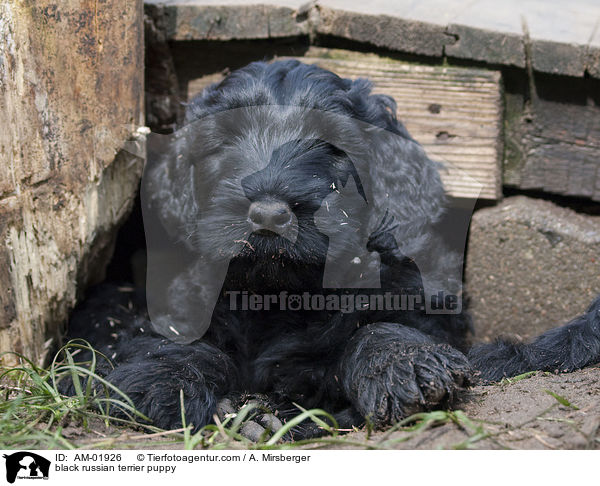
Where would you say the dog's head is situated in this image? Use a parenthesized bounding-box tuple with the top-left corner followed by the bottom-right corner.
(146, 117, 372, 287)
(142, 60, 463, 334)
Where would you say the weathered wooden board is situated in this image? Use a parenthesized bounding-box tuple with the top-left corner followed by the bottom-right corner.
(186, 48, 503, 200)
(297, 49, 503, 200)
(145, 1, 600, 80)
(0, 1, 144, 364)
(504, 83, 600, 202)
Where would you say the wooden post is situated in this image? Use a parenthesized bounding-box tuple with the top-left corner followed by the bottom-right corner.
(0, 1, 144, 364)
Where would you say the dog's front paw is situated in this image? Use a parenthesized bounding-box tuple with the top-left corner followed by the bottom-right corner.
(216, 394, 283, 442)
(102, 360, 219, 431)
(344, 339, 471, 425)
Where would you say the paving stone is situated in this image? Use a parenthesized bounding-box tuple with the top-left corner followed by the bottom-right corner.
(146, 0, 600, 79)
(315, 7, 451, 57)
(531, 40, 587, 77)
(445, 24, 525, 67)
(465, 196, 600, 342)
(152, 3, 311, 40)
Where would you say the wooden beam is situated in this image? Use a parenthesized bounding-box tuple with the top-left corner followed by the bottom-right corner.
(504, 81, 600, 202)
(0, 1, 144, 364)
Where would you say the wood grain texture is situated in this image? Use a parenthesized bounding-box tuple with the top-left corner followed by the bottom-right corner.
(0, 1, 145, 364)
(504, 92, 600, 202)
(287, 49, 503, 200)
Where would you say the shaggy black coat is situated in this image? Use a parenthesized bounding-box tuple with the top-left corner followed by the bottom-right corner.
(66, 60, 600, 435)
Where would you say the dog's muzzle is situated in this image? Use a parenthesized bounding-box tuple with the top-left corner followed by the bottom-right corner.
(248, 199, 293, 236)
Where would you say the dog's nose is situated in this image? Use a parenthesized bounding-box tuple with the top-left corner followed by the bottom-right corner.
(248, 200, 293, 234)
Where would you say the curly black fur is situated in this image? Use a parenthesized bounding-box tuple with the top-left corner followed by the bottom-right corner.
(65, 60, 600, 436)
(468, 296, 600, 382)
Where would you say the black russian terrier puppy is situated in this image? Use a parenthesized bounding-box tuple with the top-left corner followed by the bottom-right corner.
(66, 60, 600, 436)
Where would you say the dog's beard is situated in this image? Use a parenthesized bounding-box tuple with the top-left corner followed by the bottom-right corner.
(186, 211, 302, 262)
(188, 205, 335, 292)
(230, 235, 320, 292)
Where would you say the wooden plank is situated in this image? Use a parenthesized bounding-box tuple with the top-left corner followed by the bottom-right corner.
(289, 49, 503, 200)
(186, 48, 503, 200)
(0, 2, 144, 364)
(504, 88, 600, 202)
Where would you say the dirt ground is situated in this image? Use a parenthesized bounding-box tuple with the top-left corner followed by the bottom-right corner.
(61, 366, 600, 450)
(359, 366, 600, 449)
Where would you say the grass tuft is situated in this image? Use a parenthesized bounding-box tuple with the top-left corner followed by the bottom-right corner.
(543, 389, 579, 410)
(498, 370, 538, 385)
(0, 341, 156, 449)
(0, 341, 489, 450)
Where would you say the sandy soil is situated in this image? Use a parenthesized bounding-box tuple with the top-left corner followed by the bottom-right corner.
(358, 366, 600, 449)
(61, 366, 600, 450)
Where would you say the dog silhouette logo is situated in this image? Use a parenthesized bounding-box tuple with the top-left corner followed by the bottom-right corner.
(3, 452, 50, 483)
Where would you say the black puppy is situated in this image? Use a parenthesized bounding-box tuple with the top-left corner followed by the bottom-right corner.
(67, 60, 600, 435)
